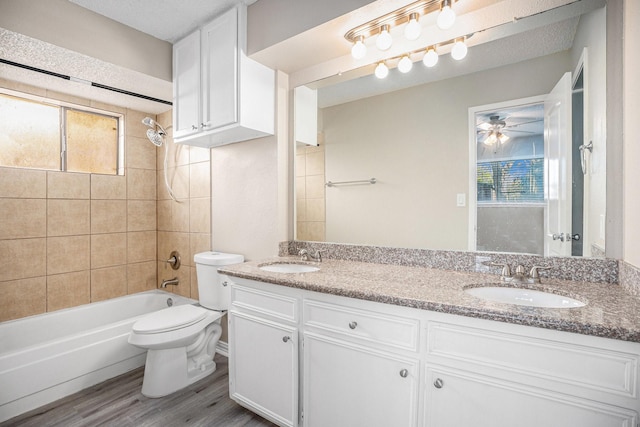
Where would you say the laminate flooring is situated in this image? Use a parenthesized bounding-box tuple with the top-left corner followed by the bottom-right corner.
(2, 354, 276, 427)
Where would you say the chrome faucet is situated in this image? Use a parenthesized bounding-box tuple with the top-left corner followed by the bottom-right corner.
(161, 277, 179, 288)
(489, 263, 550, 284)
(299, 249, 323, 262)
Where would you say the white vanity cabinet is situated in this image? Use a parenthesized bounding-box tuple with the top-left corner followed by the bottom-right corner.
(302, 299, 421, 427)
(172, 5, 274, 147)
(228, 281, 300, 427)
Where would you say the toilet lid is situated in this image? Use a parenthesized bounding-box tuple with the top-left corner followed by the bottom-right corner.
(133, 305, 208, 334)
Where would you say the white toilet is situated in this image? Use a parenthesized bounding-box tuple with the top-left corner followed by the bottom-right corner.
(128, 251, 244, 397)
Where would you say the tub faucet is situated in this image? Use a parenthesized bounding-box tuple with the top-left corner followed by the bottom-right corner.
(161, 277, 179, 288)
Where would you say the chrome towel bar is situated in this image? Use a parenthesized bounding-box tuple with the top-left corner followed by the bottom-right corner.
(326, 178, 377, 187)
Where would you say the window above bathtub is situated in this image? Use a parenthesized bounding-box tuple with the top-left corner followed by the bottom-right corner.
(0, 89, 124, 175)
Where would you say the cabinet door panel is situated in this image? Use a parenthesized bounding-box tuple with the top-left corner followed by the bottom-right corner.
(303, 333, 419, 427)
(425, 366, 637, 427)
(229, 311, 298, 427)
(173, 30, 200, 138)
(201, 7, 237, 131)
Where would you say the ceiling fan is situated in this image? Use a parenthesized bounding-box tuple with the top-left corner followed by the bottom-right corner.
(477, 115, 541, 145)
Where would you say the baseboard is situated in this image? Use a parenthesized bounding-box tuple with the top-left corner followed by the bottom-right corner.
(216, 340, 229, 357)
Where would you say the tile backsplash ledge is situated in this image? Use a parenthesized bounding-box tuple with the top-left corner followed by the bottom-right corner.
(280, 241, 619, 284)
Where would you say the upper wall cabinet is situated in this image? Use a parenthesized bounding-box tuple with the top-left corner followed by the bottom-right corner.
(172, 5, 275, 147)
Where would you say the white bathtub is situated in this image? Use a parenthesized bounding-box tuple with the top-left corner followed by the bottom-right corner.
(0, 290, 196, 423)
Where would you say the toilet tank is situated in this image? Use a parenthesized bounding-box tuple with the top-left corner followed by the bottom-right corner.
(193, 252, 244, 310)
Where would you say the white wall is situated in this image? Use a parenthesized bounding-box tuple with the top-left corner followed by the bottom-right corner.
(322, 51, 571, 250)
(624, 0, 640, 267)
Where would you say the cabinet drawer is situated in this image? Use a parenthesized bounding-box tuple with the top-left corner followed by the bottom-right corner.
(426, 322, 639, 400)
(231, 284, 298, 323)
(304, 300, 419, 352)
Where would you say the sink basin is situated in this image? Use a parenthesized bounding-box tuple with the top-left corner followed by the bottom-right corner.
(465, 286, 585, 308)
(259, 263, 320, 273)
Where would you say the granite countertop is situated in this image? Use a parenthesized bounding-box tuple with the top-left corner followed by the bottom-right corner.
(219, 257, 640, 343)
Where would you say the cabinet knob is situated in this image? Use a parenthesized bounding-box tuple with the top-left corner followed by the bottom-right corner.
(399, 369, 408, 378)
(433, 378, 444, 389)
(191, 125, 198, 130)
(282, 336, 291, 343)
(348, 321, 358, 330)
(201, 122, 210, 128)
(222, 281, 228, 287)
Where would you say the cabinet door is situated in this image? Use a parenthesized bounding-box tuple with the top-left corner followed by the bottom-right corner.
(173, 30, 201, 139)
(424, 366, 638, 427)
(229, 311, 298, 427)
(201, 7, 238, 131)
(303, 333, 419, 427)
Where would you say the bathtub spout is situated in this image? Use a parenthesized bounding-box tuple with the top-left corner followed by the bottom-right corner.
(161, 277, 179, 288)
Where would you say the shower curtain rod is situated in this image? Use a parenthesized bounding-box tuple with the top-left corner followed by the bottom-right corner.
(0, 58, 172, 106)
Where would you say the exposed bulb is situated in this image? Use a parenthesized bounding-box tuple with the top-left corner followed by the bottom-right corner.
(422, 47, 439, 67)
(374, 62, 389, 79)
(451, 39, 468, 60)
(404, 13, 421, 41)
(398, 56, 413, 73)
(376, 24, 393, 51)
(351, 36, 367, 59)
(437, 1, 456, 30)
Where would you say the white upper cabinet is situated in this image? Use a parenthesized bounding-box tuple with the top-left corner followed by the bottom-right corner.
(172, 5, 275, 147)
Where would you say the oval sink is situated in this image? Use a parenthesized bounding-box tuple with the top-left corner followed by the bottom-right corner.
(259, 263, 320, 273)
(465, 286, 585, 308)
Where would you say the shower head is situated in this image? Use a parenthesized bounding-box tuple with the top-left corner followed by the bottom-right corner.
(142, 117, 167, 146)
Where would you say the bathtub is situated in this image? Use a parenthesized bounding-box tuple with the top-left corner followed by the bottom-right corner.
(0, 290, 196, 423)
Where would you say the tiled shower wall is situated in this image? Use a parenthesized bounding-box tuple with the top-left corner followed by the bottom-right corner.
(296, 142, 326, 241)
(0, 81, 211, 322)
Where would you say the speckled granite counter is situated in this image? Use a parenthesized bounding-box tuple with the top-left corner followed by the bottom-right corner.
(219, 257, 640, 343)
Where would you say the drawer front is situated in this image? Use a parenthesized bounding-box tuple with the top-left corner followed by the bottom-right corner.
(427, 322, 638, 399)
(231, 284, 298, 323)
(304, 300, 419, 352)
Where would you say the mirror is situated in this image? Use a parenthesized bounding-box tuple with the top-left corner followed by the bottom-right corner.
(294, 1, 607, 258)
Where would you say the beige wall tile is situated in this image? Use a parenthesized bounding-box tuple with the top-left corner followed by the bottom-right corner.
(167, 165, 190, 200)
(296, 197, 306, 221)
(189, 146, 210, 164)
(171, 199, 190, 232)
(296, 176, 306, 200)
(128, 200, 156, 231)
(127, 231, 156, 263)
(189, 161, 211, 198)
(125, 110, 151, 139)
(296, 154, 306, 177)
(190, 265, 199, 301)
(47, 235, 90, 275)
(0, 277, 46, 322)
(127, 135, 157, 170)
(91, 266, 127, 302)
(0, 78, 47, 96)
(47, 199, 90, 236)
(306, 222, 326, 241)
(47, 171, 90, 199)
(91, 200, 127, 233)
(127, 261, 157, 294)
(127, 168, 156, 200)
(91, 174, 126, 199)
(90, 100, 126, 115)
(161, 140, 190, 168)
(306, 175, 325, 199)
(190, 197, 210, 233)
(0, 199, 46, 239)
(306, 151, 325, 176)
(157, 199, 172, 231)
(0, 167, 46, 198)
(2, 238, 46, 281)
(306, 198, 326, 221)
(47, 271, 90, 312)
(297, 222, 308, 240)
(190, 233, 211, 267)
(91, 233, 126, 269)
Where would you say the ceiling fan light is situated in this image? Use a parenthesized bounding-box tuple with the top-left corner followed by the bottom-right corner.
(422, 47, 439, 67)
(398, 55, 413, 73)
(498, 132, 510, 144)
(351, 36, 367, 59)
(376, 24, 393, 51)
(404, 13, 421, 41)
(375, 62, 389, 79)
(437, 1, 456, 30)
(485, 132, 497, 145)
(451, 38, 468, 60)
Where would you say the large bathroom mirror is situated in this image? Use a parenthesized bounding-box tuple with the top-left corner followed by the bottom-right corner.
(294, 0, 608, 258)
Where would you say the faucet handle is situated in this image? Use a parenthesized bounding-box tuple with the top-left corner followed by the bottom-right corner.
(529, 266, 551, 279)
(488, 262, 511, 278)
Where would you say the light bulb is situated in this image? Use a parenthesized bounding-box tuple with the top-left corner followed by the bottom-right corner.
(498, 133, 510, 144)
(422, 47, 439, 67)
(351, 36, 367, 59)
(376, 24, 392, 51)
(451, 39, 468, 60)
(375, 62, 389, 79)
(404, 13, 421, 41)
(437, 1, 456, 30)
(398, 56, 413, 73)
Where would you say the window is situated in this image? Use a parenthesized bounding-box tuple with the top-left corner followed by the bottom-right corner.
(0, 90, 123, 175)
(477, 158, 544, 204)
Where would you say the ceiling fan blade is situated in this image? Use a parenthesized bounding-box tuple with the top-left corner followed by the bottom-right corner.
(478, 122, 493, 130)
(504, 118, 543, 128)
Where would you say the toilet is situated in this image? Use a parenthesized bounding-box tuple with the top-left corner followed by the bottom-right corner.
(128, 251, 244, 397)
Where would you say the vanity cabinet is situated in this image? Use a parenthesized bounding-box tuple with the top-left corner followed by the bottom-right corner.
(172, 5, 274, 147)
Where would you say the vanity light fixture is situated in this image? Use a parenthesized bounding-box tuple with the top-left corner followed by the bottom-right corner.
(422, 46, 439, 67)
(376, 24, 393, 51)
(351, 35, 367, 59)
(451, 37, 468, 60)
(375, 62, 390, 79)
(398, 55, 413, 73)
(404, 13, 422, 40)
(437, 0, 456, 30)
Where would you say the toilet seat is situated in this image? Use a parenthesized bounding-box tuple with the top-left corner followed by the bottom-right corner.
(133, 305, 208, 334)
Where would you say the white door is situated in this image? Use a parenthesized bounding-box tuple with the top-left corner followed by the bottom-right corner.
(544, 72, 572, 256)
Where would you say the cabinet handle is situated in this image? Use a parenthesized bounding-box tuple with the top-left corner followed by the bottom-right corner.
(222, 281, 228, 287)
(282, 336, 291, 343)
(191, 125, 198, 130)
(399, 369, 408, 378)
(434, 378, 444, 389)
(348, 321, 357, 330)
(201, 122, 210, 128)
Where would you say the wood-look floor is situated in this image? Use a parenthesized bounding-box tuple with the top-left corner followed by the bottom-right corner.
(3, 354, 276, 427)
